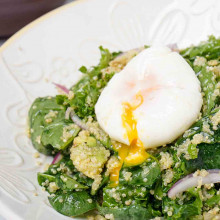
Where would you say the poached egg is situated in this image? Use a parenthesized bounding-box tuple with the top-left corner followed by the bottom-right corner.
(95, 46, 202, 169)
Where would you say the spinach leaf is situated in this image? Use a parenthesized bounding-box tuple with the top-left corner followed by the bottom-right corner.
(119, 161, 160, 188)
(49, 191, 96, 217)
(98, 204, 159, 220)
(55, 174, 88, 191)
(37, 173, 56, 186)
(45, 157, 94, 188)
(185, 143, 220, 173)
(28, 97, 65, 155)
(41, 120, 80, 150)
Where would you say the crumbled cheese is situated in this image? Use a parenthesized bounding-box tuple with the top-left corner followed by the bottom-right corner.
(159, 152, 173, 170)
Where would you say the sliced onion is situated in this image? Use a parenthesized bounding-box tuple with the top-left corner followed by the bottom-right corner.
(168, 169, 220, 199)
(70, 111, 89, 130)
(53, 82, 69, 94)
(65, 107, 73, 120)
(167, 43, 179, 52)
(51, 152, 63, 164)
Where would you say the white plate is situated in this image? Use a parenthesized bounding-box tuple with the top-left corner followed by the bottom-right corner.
(0, 0, 219, 219)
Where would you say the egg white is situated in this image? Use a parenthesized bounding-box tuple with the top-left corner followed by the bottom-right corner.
(95, 46, 203, 149)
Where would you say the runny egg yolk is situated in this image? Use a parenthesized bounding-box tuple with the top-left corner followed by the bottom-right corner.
(109, 93, 149, 187)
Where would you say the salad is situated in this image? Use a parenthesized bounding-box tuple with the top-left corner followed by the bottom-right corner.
(28, 36, 220, 220)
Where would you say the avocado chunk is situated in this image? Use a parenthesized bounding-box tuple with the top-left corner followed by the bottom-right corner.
(70, 131, 110, 179)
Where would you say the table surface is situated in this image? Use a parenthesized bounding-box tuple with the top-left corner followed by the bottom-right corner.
(0, 0, 73, 47)
(0, 1, 74, 219)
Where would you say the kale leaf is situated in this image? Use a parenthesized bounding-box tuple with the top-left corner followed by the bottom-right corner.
(180, 35, 220, 61)
(162, 188, 203, 219)
(68, 47, 119, 119)
(119, 161, 161, 188)
(185, 143, 220, 173)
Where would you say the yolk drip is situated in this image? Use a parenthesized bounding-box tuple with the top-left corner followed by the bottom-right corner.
(109, 143, 129, 187)
(109, 93, 149, 187)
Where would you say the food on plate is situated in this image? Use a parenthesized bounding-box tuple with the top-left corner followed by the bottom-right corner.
(29, 36, 220, 219)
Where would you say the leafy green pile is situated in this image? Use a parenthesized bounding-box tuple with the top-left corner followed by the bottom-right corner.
(28, 36, 220, 219)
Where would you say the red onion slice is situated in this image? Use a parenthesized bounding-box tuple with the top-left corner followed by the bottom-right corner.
(168, 169, 220, 199)
(65, 107, 73, 120)
(167, 43, 179, 52)
(51, 152, 63, 164)
(70, 111, 89, 130)
(53, 82, 69, 94)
